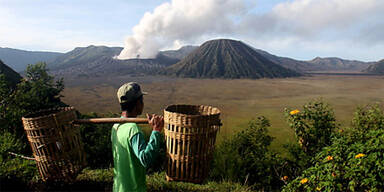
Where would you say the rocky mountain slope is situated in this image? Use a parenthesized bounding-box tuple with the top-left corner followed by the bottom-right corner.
(164, 39, 301, 79)
(48, 45, 195, 78)
(363, 59, 384, 74)
(308, 57, 375, 72)
(0, 60, 22, 87)
(3, 41, 379, 79)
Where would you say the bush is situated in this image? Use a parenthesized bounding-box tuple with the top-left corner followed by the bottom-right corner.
(283, 104, 384, 191)
(210, 116, 283, 190)
(350, 103, 384, 138)
(282, 129, 384, 192)
(0, 131, 38, 190)
(285, 100, 338, 156)
(78, 112, 115, 168)
(0, 131, 25, 159)
(281, 100, 338, 180)
(0, 63, 65, 190)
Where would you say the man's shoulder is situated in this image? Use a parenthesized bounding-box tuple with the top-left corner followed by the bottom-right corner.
(114, 123, 141, 137)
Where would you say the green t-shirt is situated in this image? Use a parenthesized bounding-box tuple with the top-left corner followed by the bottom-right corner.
(111, 122, 161, 192)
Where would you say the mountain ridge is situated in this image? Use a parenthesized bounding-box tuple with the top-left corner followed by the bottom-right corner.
(164, 39, 302, 79)
(48, 45, 195, 78)
(307, 57, 375, 72)
(0, 47, 63, 72)
(363, 59, 384, 74)
(2, 42, 381, 78)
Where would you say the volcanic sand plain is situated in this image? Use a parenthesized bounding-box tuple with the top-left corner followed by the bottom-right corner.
(62, 75, 384, 153)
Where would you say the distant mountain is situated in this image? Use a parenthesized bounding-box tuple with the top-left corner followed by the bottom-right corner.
(0, 47, 62, 72)
(307, 57, 375, 72)
(363, 59, 384, 74)
(253, 50, 375, 72)
(49, 45, 123, 70)
(49, 45, 195, 78)
(160, 45, 198, 60)
(164, 39, 301, 79)
(0, 60, 22, 87)
(253, 49, 314, 72)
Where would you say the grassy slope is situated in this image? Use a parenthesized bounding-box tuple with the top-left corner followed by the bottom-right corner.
(27, 168, 253, 192)
(62, 75, 384, 154)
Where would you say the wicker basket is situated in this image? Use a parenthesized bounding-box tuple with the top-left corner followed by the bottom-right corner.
(164, 105, 221, 183)
(22, 107, 86, 181)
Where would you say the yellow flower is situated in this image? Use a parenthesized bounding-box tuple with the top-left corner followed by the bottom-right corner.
(355, 153, 366, 158)
(316, 187, 321, 191)
(326, 156, 333, 161)
(290, 109, 300, 115)
(300, 178, 308, 184)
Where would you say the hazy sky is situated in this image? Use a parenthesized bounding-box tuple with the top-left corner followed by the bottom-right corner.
(0, 0, 383, 61)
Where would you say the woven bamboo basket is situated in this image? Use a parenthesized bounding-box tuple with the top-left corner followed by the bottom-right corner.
(164, 105, 221, 183)
(22, 107, 86, 181)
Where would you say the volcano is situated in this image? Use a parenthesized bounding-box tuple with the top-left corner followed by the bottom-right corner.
(164, 39, 301, 79)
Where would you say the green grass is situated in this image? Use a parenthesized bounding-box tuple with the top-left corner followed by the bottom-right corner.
(62, 75, 384, 154)
(75, 168, 254, 192)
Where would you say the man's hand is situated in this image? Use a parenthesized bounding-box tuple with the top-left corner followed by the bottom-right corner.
(147, 114, 164, 132)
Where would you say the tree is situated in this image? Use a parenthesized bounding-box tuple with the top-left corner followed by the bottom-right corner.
(0, 62, 66, 148)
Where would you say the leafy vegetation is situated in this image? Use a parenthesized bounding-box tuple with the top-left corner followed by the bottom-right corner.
(1, 62, 66, 139)
(210, 117, 283, 190)
(285, 100, 338, 156)
(281, 100, 339, 178)
(1, 63, 383, 191)
(77, 112, 114, 168)
(283, 104, 384, 191)
(0, 62, 64, 188)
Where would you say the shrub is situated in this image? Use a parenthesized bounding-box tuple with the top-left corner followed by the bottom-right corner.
(350, 103, 384, 138)
(282, 129, 384, 192)
(284, 99, 338, 156)
(283, 104, 384, 191)
(78, 112, 114, 168)
(0, 131, 25, 159)
(0, 131, 38, 190)
(210, 116, 283, 190)
(0, 63, 65, 189)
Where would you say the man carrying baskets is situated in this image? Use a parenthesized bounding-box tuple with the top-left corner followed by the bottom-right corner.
(112, 82, 164, 192)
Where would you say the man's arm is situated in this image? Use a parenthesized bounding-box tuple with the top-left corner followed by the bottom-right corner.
(130, 114, 164, 168)
(130, 131, 162, 168)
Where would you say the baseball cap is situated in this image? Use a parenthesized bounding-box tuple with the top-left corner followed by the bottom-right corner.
(117, 82, 147, 104)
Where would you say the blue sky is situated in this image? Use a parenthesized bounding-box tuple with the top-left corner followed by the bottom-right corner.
(0, 0, 165, 50)
(1, 0, 383, 61)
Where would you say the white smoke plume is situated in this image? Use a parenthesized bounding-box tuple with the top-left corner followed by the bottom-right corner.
(117, 0, 247, 59)
(117, 0, 384, 60)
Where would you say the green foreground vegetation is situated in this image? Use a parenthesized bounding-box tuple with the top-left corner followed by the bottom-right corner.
(1, 63, 384, 191)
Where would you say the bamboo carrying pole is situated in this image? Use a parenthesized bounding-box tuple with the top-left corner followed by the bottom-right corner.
(73, 118, 149, 124)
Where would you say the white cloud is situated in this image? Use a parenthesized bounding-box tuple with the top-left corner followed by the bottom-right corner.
(267, 0, 384, 36)
(118, 0, 384, 61)
(117, 0, 247, 59)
